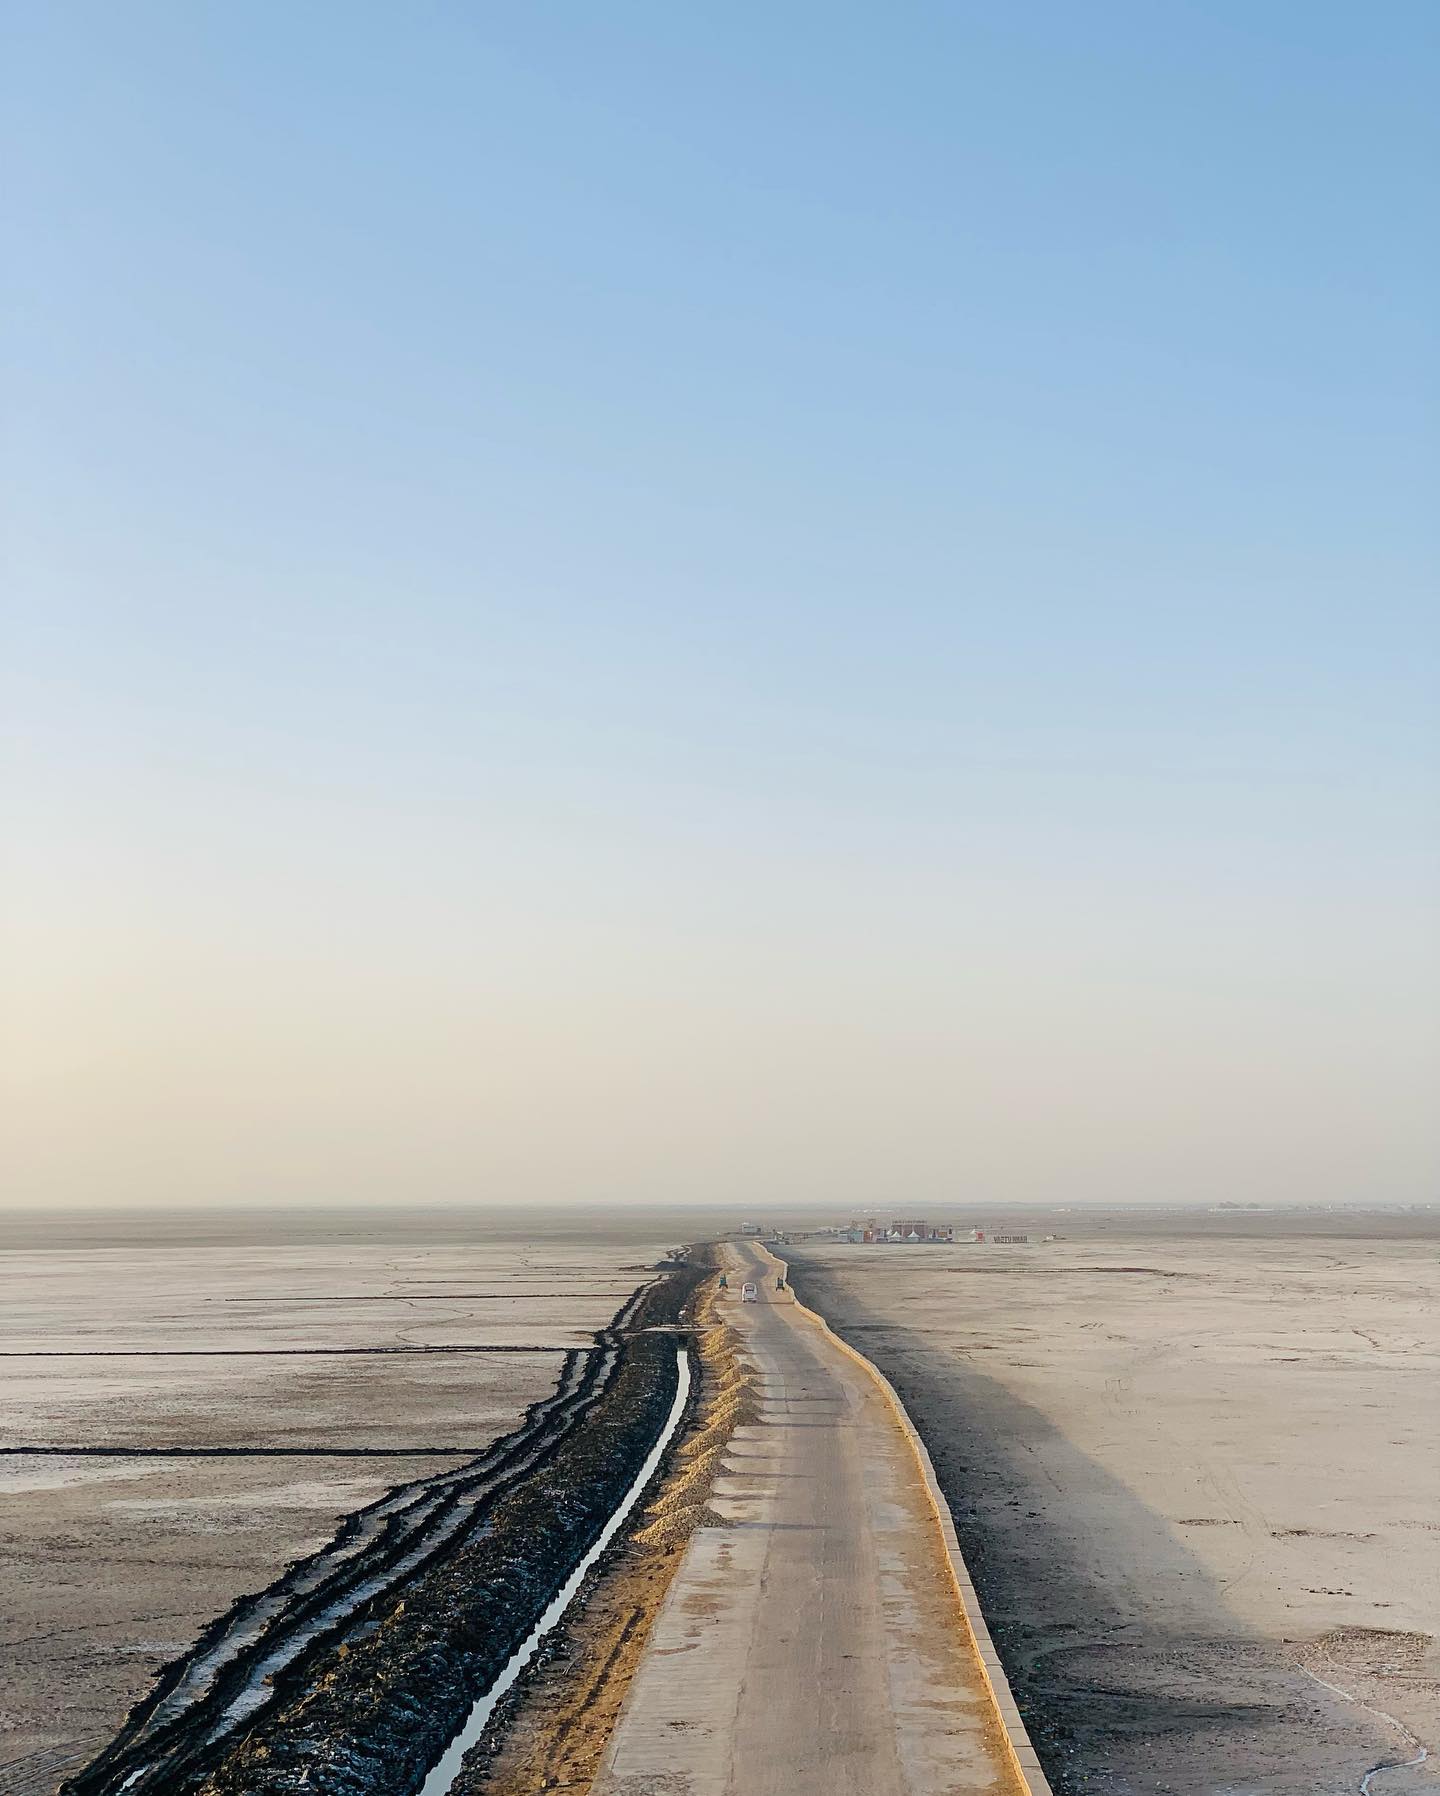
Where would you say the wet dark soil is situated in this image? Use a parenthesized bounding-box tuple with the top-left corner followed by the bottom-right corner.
(60, 1259, 705, 1796)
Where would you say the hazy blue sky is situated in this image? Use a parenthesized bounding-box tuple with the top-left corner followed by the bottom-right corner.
(4, 3, 1436, 1210)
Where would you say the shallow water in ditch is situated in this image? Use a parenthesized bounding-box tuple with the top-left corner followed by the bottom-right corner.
(417, 1345, 691, 1796)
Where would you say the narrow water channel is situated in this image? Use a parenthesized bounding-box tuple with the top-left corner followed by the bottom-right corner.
(416, 1344, 692, 1796)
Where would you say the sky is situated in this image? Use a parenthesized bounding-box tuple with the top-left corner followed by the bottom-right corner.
(3, 3, 1437, 1212)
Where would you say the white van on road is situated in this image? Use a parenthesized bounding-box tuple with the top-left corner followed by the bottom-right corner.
(741, 1282, 759, 1302)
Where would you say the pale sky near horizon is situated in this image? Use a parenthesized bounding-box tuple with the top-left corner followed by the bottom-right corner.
(3, 4, 1437, 1212)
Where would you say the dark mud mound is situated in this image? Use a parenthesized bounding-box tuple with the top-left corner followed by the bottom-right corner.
(62, 1260, 704, 1796)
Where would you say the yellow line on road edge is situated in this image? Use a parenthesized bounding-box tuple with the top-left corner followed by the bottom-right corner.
(756, 1244, 1056, 1796)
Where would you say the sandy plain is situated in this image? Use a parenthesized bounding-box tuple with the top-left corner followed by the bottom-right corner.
(789, 1219, 1440, 1796)
(0, 1207, 681, 1795)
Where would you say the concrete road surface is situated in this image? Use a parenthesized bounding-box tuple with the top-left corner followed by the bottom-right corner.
(592, 1242, 1034, 1796)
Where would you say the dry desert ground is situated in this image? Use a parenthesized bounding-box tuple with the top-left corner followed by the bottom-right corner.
(789, 1219, 1440, 1796)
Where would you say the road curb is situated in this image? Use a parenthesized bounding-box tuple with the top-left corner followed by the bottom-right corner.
(758, 1244, 1055, 1796)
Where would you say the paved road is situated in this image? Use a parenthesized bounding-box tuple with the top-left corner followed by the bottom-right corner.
(592, 1243, 1030, 1796)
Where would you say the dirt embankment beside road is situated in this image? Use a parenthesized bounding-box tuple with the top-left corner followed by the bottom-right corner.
(452, 1268, 757, 1796)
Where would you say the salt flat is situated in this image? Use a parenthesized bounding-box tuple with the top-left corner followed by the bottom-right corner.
(789, 1218, 1440, 1796)
(0, 1208, 680, 1790)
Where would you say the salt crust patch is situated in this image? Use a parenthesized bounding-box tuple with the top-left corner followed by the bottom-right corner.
(108, 1480, 386, 1515)
(0, 1459, 166, 1495)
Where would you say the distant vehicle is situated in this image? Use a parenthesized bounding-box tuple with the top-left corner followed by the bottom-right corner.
(741, 1281, 759, 1302)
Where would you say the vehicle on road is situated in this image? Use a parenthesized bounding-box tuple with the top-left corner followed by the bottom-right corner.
(741, 1281, 758, 1302)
